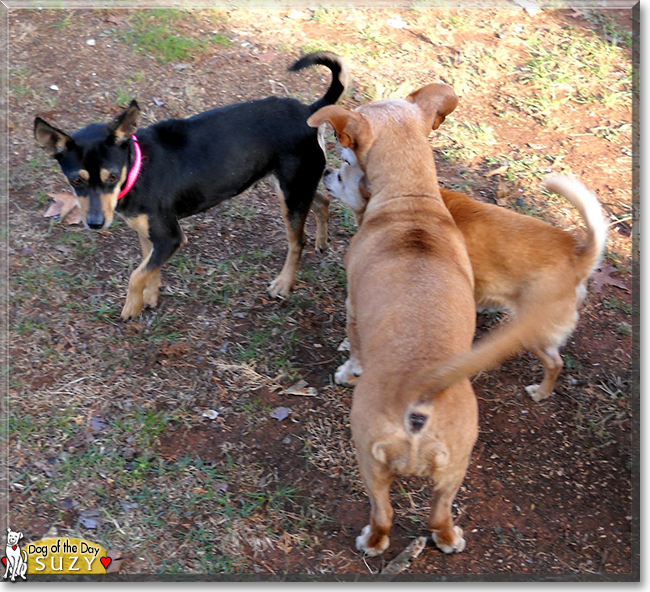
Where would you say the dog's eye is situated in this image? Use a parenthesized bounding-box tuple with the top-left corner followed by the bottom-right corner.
(337, 172, 342, 181)
(71, 177, 83, 186)
(107, 173, 118, 184)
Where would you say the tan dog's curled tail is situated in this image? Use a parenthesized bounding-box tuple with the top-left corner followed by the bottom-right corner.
(543, 174, 608, 278)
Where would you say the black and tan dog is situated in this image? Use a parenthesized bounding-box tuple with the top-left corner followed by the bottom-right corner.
(34, 52, 347, 320)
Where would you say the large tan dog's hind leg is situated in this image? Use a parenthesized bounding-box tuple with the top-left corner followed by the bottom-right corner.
(335, 295, 363, 385)
(355, 452, 394, 556)
(525, 346, 564, 402)
(428, 467, 469, 554)
(310, 191, 330, 253)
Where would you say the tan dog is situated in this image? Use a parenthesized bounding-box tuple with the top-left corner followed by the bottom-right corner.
(308, 84, 480, 556)
(326, 165, 607, 401)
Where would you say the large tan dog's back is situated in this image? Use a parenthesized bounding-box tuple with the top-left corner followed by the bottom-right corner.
(309, 86, 479, 556)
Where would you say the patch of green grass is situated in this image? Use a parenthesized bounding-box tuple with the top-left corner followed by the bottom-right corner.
(518, 32, 631, 123)
(53, 12, 73, 29)
(563, 353, 583, 372)
(114, 87, 133, 106)
(615, 322, 632, 336)
(126, 10, 229, 64)
(602, 296, 632, 315)
(439, 118, 498, 163)
(220, 201, 259, 222)
(484, 153, 549, 184)
(580, 9, 633, 49)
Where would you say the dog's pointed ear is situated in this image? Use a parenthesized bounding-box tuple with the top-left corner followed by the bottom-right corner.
(107, 99, 140, 144)
(34, 117, 73, 156)
(18, 533, 23, 540)
(406, 83, 458, 131)
(307, 105, 370, 151)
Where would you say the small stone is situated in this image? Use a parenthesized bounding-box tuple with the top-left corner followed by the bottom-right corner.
(86, 38, 96, 46)
(202, 409, 219, 420)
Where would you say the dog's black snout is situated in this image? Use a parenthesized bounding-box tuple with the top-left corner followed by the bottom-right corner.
(87, 213, 105, 229)
(324, 167, 334, 178)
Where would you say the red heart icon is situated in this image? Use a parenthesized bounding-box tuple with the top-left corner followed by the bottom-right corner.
(100, 557, 111, 570)
(1, 557, 6, 566)
(11, 546, 16, 551)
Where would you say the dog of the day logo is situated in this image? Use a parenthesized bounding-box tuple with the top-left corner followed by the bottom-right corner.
(2, 531, 112, 577)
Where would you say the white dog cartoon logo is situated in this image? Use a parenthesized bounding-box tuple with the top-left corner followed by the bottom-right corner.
(3, 527, 27, 581)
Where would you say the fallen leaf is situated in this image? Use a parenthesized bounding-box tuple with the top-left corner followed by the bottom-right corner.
(495, 179, 509, 206)
(106, 549, 124, 574)
(592, 264, 630, 294)
(284, 380, 317, 397)
(485, 164, 509, 178)
(78, 517, 98, 529)
(58, 498, 79, 511)
(270, 406, 290, 421)
(88, 416, 109, 434)
(103, 13, 128, 25)
(43, 192, 83, 225)
(34, 460, 54, 477)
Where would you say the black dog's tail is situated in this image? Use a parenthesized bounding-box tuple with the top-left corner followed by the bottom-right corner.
(289, 52, 348, 114)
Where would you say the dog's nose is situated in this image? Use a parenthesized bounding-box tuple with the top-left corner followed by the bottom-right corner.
(324, 167, 333, 178)
(86, 213, 105, 229)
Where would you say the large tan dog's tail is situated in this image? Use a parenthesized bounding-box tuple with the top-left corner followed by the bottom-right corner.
(406, 314, 540, 419)
(405, 175, 607, 418)
(543, 174, 608, 279)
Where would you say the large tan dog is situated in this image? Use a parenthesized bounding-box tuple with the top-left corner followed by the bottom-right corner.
(325, 165, 607, 402)
(307, 84, 479, 556)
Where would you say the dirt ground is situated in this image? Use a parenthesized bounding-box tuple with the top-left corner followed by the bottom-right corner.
(6, 6, 637, 580)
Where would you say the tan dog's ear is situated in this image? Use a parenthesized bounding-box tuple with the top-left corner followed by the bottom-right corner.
(307, 105, 370, 150)
(406, 83, 458, 131)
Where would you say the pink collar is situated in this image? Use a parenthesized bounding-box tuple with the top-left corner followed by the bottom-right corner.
(117, 135, 142, 200)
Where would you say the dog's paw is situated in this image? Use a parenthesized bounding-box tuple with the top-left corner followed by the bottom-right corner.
(121, 293, 144, 321)
(525, 384, 552, 402)
(335, 359, 362, 386)
(337, 337, 351, 352)
(142, 287, 160, 309)
(267, 275, 293, 298)
(355, 525, 389, 557)
(315, 238, 329, 254)
(432, 526, 466, 554)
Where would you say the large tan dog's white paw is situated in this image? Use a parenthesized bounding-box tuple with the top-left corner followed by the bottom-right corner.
(335, 358, 362, 386)
(432, 526, 466, 554)
(337, 337, 350, 352)
(355, 525, 389, 557)
(525, 383, 552, 402)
